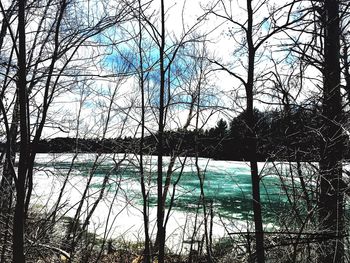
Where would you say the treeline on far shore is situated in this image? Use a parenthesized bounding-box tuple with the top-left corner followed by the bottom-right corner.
(11, 106, 350, 161)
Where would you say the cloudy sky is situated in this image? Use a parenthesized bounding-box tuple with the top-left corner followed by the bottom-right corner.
(41, 0, 318, 138)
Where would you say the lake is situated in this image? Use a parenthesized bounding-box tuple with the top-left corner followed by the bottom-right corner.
(31, 153, 313, 252)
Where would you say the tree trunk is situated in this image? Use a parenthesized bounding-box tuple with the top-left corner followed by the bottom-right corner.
(318, 0, 344, 262)
(0, 99, 18, 263)
(13, 0, 28, 262)
(156, 0, 166, 261)
(246, 1, 264, 262)
(138, 2, 151, 262)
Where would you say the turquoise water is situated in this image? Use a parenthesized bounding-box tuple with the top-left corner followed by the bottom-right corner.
(35, 156, 296, 222)
(154, 169, 289, 220)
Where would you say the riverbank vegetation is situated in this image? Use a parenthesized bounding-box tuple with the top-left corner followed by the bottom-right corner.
(29, 106, 327, 161)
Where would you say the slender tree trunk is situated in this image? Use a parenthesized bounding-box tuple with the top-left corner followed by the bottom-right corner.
(137, 2, 151, 262)
(246, 1, 264, 262)
(318, 0, 344, 262)
(0, 11, 17, 262)
(13, 0, 28, 262)
(0, 100, 18, 207)
(156, 0, 166, 261)
(0, 100, 18, 263)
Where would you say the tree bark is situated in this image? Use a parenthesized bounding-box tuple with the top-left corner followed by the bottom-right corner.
(13, 0, 28, 262)
(318, 0, 344, 262)
(156, 0, 166, 262)
(246, 1, 265, 262)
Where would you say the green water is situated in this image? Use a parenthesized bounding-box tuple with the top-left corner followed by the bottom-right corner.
(150, 169, 289, 221)
(37, 158, 293, 222)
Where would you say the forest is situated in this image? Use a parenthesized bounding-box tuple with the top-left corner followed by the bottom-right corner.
(31, 108, 331, 161)
(0, 0, 349, 262)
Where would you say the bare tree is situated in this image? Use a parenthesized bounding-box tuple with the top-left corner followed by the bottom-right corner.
(13, 0, 28, 261)
(318, 0, 344, 261)
(206, 1, 303, 261)
(0, 0, 133, 261)
(280, 0, 348, 261)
